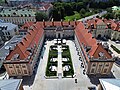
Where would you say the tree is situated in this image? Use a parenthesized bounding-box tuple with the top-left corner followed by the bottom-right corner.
(76, 2, 84, 12)
(35, 12, 48, 21)
(63, 3, 74, 16)
(80, 8, 86, 14)
(115, 11, 120, 20)
(102, 12, 114, 19)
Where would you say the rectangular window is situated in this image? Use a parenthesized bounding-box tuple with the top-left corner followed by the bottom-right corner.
(106, 64, 109, 67)
(24, 70, 27, 74)
(17, 69, 21, 74)
(92, 63, 96, 67)
(91, 68, 95, 73)
(104, 69, 107, 73)
(16, 66, 19, 68)
(9, 66, 12, 68)
(11, 70, 15, 75)
(22, 65, 26, 68)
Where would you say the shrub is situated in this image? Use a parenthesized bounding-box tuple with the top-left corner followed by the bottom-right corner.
(111, 45, 120, 54)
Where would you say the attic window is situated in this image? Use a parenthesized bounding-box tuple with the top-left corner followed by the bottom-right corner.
(99, 52, 104, 57)
(24, 37, 27, 41)
(28, 32, 31, 35)
(20, 42, 24, 45)
(13, 12, 16, 15)
(24, 27, 28, 29)
(27, 48, 32, 53)
(12, 54, 20, 60)
(86, 46, 91, 52)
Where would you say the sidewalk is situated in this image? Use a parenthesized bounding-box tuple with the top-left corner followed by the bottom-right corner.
(57, 45, 63, 78)
(107, 40, 120, 58)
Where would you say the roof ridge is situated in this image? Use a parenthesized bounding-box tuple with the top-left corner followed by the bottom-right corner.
(17, 44, 26, 58)
(92, 44, 99, 56)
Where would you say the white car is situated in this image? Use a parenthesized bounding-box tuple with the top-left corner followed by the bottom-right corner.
(115, 41, 120, 43)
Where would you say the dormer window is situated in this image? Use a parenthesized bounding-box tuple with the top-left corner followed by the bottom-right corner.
(107, 23, 111, 29)
(24, 37, 27, 41)
(99, 52, 104, 57)
(21, 14, 23, 17)
(12, 54, 20, 60)
(28, 32, 31, 35)
(20, 42, 24, 45)
(13, 12, 16, 15)
(27, 48, 32, 53)
(91, 23, 94, 29)
(86, 46, 91, 52)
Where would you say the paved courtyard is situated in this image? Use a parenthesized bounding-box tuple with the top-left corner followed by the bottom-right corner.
(23, 40, 98, 90)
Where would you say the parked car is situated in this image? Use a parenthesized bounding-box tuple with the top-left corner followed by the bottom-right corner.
(88, 86, 96, 90)
(115, 41, 120, 43)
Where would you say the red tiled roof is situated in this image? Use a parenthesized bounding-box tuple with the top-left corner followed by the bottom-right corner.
(89, 44, 112, 59)
(75, 22, 112, 61)
(43, 21, 79, 27)
(21, 22, 34, 30)
(87, 18, 107, 29)
(6, 23, 44, 60)
(88, 18, 120, 32)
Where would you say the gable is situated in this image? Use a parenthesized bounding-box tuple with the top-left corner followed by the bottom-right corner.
(93, 44, 112, 59)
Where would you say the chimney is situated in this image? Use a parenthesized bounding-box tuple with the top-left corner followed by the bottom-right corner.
(61, 19, 63, 26)
(43, 19, 45, 27)
(52, 18, 54, 26)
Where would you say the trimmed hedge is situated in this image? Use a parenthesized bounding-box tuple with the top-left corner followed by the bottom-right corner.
(46, 49, 58, 76)
(111, 45, 120, 54)
(62, 45, 74, 77)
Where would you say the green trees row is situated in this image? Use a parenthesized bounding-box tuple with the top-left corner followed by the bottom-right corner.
(51, 2, 87, 21)
(35, 0, 120, 21)
(51, 0, 120, 21)
(35, 12, 48, 21)
(102, 8, 120, 20)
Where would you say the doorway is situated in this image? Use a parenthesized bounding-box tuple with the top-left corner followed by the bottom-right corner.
(58, 33, 61, 38)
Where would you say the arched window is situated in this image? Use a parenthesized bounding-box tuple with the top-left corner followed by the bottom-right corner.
(21, 14, 23, 17)
(25, 14, 27, 17)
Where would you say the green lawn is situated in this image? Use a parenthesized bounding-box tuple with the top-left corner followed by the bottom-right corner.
(64, 11, 81, 21)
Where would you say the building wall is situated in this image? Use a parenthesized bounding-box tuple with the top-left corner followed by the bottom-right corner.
(45, 30, 56, 38)
(29, 33, 45, 75)
(63, 30, 74, 38)
(74, 35, 88, 71)
(4, 63, 30, 76)
(2, 26, 19, 41)
(74, 34, 114, 75)
(4, 33, 45, 76)
(45, 29, 74, 39)
(0, 17, 36, 25)
(87, 61, 114, 75)
(92, 24, 111, 38)
(111, 30, 120, 40)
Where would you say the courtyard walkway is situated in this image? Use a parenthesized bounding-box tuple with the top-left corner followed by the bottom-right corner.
(57, 45, 63, 78)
